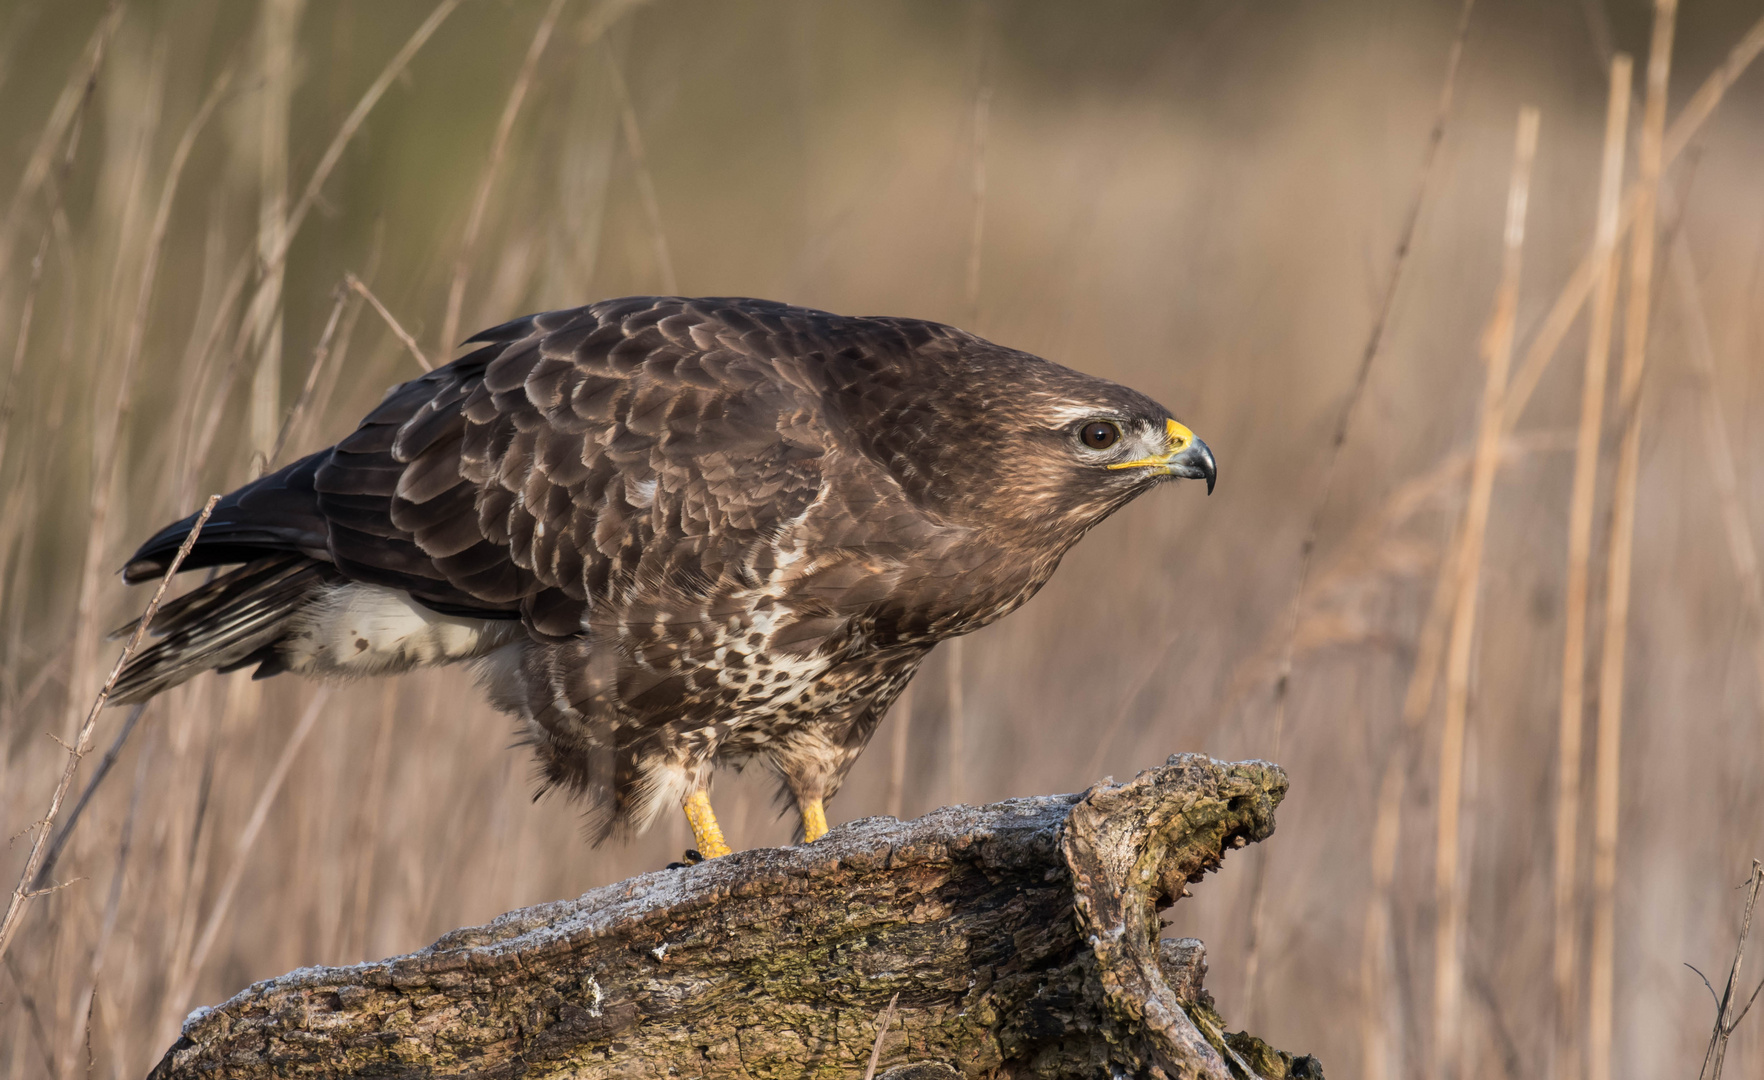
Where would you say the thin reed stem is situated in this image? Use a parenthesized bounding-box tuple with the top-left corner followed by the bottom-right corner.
(64, 39, 170, 746)
(1363, 509, 1466, 1080)
(63, 63, 227, 749)
(885, 682, 913, 820)
(282, 0, 461, 259)
(195, 0, 460, 480)
(167, 686, 330, 1025)
(347, 681, 400, 962)
(1502, 10, 1764, 436)
(0, 494, 218, 967)
(246, 0, 301, 460)
(62, 728, 152, 1072)
(440, 0, 568, 352)
(1251, 0, 1476, 1020)
(1265, 0, 1475, 757)
(267, 280, 350, 469)
(29, 704, 145, 892)
(945, 638, 965, 805)
(964, 79, 991, 326)
(1553, 53, 1631, 1080)
(1669, 238, 1764, 710)
(1433, 104, 1539, 1080)
(346, 272, 432, 372)
(1588, 7, 1674, 1078)
(0, 228, 49, 485)
(0, 0, 122, 275)
(600, 41, 677, 295)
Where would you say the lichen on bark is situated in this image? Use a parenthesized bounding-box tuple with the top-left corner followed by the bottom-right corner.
(149, 754, 1321, 1079)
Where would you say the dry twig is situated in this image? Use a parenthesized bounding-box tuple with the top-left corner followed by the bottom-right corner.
(1697, 863, 1764, 1080)
(345, 272, 432, 373)
(0, 494, 219, 966)
(862, 992, 901, 1080)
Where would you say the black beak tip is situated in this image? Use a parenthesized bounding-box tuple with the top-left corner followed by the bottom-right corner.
(1188, 436, 1217, 496)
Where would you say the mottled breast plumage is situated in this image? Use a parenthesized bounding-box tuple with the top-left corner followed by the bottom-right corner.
(120, 295, 1210, 843)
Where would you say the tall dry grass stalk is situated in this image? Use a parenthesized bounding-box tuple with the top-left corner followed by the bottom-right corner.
(1254, 1, 1476, 1024)
(964, 80, 991, 326)
(60, 33, 170, 752)
(162, 686, 330, 1038)
(1668, 238, 1764, 709)
(204, 0, 461, 476)
(1431, 104, 1539, 1080)
(267, 281, 350, 470)
(600, 40, 676, 295)
(5, 8, 1764, 1077)
(1587, 6, 1675, 1079)
(886, 681, 914, 820)
(439, 0, 569, 352)
(0, 1, 122, 278)
(0, 229, 49, 488)
(1502, 10, 1764, 436)
(0, 495, 218, 966)
(1262, 0, 1477, 773)
(246, 0, 302, 462)
(1552, 51, 1631, 1080)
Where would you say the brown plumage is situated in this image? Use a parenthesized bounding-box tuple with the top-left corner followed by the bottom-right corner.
(116, 296, 1215, 854)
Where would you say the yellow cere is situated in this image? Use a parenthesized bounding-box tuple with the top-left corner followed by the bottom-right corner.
(1107, 418, 1196, 470)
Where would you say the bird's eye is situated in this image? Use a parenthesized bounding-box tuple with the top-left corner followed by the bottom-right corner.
(1080, 421, 1120, 450)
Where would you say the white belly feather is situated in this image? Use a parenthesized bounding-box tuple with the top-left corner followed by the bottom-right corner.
(281, 583, 519, 677)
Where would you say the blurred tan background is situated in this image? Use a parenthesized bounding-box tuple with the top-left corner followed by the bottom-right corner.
(4, 1, 1764, 1077)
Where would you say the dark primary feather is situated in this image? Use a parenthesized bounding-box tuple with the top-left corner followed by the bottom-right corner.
(110, 555, 338, 704)
(119, 296, 1189, 836)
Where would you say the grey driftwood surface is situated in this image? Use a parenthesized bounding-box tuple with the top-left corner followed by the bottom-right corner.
(149, 754, 1322, 1080)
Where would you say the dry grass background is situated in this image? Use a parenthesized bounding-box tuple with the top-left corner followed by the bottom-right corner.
(3, 1, 1764, 1077)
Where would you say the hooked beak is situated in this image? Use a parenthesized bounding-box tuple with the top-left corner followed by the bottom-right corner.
(1107, 418, 1217, 494)
(1170, 433, 1217, 494)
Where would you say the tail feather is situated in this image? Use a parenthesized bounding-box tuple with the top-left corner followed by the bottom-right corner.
(110, 554, 337, 704)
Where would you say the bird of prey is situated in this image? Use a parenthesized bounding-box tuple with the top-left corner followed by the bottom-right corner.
(115, 296, 1215, 859)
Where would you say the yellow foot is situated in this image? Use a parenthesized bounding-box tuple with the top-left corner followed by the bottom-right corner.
(800, 797, 828, 843)
(682, 789, 732, 859)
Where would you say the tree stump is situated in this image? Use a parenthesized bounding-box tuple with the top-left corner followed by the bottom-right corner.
(149, 754, 1321, 1079)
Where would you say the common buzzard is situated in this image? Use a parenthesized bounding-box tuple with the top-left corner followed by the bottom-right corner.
(115, 297, 1215, 858)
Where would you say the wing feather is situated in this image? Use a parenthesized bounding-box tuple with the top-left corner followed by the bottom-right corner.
(131, 299, 970, 700)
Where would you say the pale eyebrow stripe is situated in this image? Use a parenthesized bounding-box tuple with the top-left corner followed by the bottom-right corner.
(1043, 404, 1125, 423)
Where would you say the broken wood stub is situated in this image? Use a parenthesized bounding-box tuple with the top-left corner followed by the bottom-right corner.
(150, 754, 1321, 1079)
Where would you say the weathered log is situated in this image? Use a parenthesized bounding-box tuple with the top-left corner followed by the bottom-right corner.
(150, 754, 1321, 1079)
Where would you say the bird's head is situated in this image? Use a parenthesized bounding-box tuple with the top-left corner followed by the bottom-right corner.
(847, 336, 1215, 539)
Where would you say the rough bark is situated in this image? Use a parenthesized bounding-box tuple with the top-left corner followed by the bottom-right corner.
(150, 754, 1321, 1079)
